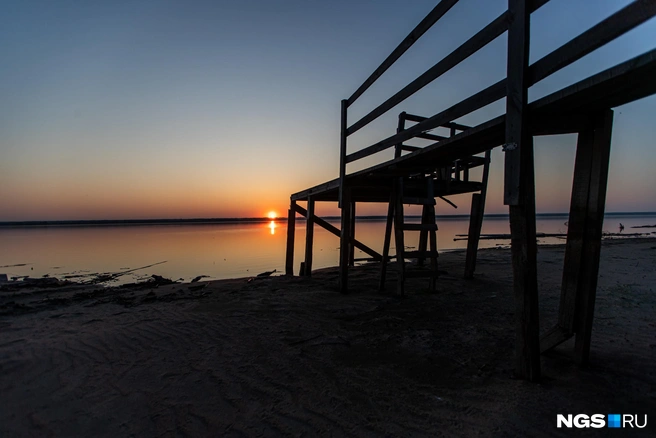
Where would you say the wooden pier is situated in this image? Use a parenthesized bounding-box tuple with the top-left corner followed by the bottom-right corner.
(286, 0, 656, 381)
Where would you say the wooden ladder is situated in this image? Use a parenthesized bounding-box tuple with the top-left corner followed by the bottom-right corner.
(380, 176, 439, 295)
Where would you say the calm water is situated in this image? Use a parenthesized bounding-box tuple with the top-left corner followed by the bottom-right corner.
(1, 213, 654, 285)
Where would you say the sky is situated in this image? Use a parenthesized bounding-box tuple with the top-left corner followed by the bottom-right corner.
(1, 0, 655, 221)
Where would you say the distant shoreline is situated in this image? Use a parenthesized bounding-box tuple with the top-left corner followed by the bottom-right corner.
(0, 211, 654, 228)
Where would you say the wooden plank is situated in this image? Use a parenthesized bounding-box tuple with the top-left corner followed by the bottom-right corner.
(379, 184, 396, 291)
(417, 132, 448, 141)
(427, 179, 438, 292)
(292, 204, 382, 261)
(530, 49, 656, 115)
(416, 206, 429, 267)
(285, 201, 296, 276)
(575, 109, 614, 365)
(346, 0, 459, 107)
(556, 127, 596, 336)
(404, 113, 471, 131)
(463, 149, 491, 278)
(504, 0, 530, 206)
(339, 187, 352, 293)
(347, 12, 509, 135)
(507, 0, 539, 382)
(508, 135, 541, 382)
(304, 197, 315, 276)
(438, 196, 458, 209)
(394, 179, 406, 295)
(345, 79, 505, 164)
(338, 99, 348, 207)
(349, 201, 356, 267)
(380, 113, 407, 290)
(294, 52, 656, 204)
(464, 193, 483, 279)
(529, 0, 656, 87)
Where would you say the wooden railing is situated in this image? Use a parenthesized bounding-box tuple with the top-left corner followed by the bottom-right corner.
(338, 0, 656, 205)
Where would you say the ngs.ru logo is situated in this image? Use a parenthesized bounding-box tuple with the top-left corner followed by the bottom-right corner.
(557, 414, 648, 429)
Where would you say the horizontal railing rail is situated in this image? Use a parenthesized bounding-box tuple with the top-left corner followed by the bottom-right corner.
(343, 0, 656, 166)
(338, 0, 656, 204)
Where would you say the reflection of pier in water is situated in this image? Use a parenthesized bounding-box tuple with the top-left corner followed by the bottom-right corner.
(285, 0, 656, 381)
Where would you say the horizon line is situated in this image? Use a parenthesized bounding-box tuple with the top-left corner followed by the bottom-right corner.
(1, 211, 655, 228)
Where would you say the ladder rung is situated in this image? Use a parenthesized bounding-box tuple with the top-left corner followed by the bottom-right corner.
(402, 197, 436, 205)
(404, 270, 438, 278)
(402, 250, 438, 259)
(402, 223, 437, 231)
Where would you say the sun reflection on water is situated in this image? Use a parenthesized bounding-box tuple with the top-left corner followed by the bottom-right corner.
(269, 220, 276, 235)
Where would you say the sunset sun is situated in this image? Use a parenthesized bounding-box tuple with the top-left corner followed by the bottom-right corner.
(267, 211, 277, 219)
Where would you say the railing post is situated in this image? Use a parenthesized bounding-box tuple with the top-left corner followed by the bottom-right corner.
(285, 200, 296, 276)
(304, 196, 315, 277)
(338, 99, 348, 207)
(505, 0, 541, 382)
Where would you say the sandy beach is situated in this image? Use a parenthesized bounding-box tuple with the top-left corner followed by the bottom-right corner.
(1, 238, 654, 436)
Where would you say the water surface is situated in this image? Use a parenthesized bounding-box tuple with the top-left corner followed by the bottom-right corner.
(1, 213, 653, 285)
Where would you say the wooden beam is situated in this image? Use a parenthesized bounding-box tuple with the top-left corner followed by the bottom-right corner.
(339, 99, 348, 207)
(285, 201, 296, 276)
(464, 193, 483, 278)
(346, 79, 505, 164)
(542, 109, 613, 361)
(379, 184, 396, 291)
(339, 187, 352, 293)
(509, 136, 541, 382)
(529, 0, 656, 87)
(504, 0, 530, 206)
(404, 113, 471, 131)
(574, 109, 614, 365)
(292, 204, 382, 261)
(304, 197, 315, 276)
(346, 0, 459, 106)
(438, 196, 457, 209)
(506, 0, 540, 382)
(347, 12, 508, 135)
(349, 201, 356, 267)
(417, 132, 448, 141)
(463, 150, 491, 279)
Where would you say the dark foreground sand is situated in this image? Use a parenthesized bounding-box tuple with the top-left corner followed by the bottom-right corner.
(1, 238, 654, 437)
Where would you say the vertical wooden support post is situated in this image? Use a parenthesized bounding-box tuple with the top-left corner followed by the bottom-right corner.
(349, 200, 356, 266)
(380, 112, 407, 290)
(426, 178, 438, 292)
(304, 197, 315, 277)
(380, 182, 396, 291)
(339, 187, 352, 293)
(505, 0, 540, 381)
(574, 109, 614, 365)
(541, 112, 614, 356)
(393, 178, 406, 296)
(464, 193, 483, 278)
(285, 200, 296, 276)
(338, 99, 348, 208)
(464, 149, 491, 278)
(417, 204, 429, 267)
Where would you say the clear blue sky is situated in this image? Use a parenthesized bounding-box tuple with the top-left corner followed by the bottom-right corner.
(1, 0, 655, 220)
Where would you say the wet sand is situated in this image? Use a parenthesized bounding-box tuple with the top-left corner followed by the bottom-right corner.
(1, 238, 655, 436)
